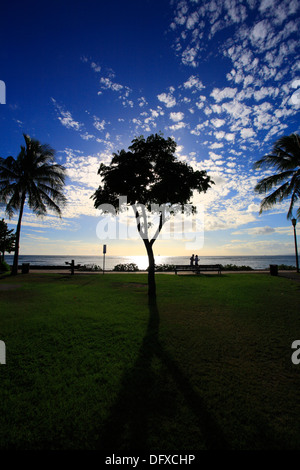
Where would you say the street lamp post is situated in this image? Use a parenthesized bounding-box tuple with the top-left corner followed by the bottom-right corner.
(292, 218, 299, 273)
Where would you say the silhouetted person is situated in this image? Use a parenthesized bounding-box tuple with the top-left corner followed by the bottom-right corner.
(190, 254, 195, 266)
(195, 255, 199, 266)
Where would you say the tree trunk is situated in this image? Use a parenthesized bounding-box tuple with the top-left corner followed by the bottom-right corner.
(11, 193, 26, 276)
(133, 205, 164, 300)
(144, 239, 156, 299)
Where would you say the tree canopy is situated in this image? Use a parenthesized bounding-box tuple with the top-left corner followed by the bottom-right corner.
(92, 133, 214, 297)
(93, 134, 212, 211)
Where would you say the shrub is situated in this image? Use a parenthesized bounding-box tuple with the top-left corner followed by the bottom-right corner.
(220, 264, 253, 271)
(0, 260, 11, 272)
(64, 262, 102, 272)
(278, 264, 296, 270)
(77, 264, 102, 272)
(154, 264, 176, 272)
(113, 263, 139, 272)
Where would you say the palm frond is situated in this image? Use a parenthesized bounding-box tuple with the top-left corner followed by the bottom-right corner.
(258, 182, 291, 213)
(33, 163, 66, 186)
(3, 189, 24, 218)
(254, 170, 295, 194)
(26, 176, 66, 217)
(254, 134, 300, 171)
(254, 134, 300, 218)
(1, 134, 67, 219)
(274, 134, 300, 164)
(33, 186, 65, 216)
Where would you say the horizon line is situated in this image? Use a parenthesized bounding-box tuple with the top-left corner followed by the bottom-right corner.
(9, 253, 296, 257)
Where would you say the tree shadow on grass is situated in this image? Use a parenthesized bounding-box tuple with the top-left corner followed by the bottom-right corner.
(97, 297, 230, 451)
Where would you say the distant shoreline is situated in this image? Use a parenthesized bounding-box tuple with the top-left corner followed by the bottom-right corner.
(3, 254, 297, 271)
(12, 254, 295, 258)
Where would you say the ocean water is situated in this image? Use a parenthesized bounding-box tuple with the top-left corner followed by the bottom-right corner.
(4, 254, 297, 270)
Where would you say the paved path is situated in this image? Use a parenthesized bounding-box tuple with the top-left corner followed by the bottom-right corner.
(2, 268, 299, 281)
(278, 271, 300, 282)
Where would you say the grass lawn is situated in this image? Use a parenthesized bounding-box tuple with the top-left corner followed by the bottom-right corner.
(0, 271, 299, 450)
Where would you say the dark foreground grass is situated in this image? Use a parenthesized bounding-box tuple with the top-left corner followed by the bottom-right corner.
(0, 272, 299, 450)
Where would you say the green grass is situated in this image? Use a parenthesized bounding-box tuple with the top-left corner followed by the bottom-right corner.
(0, 272, 299, 450)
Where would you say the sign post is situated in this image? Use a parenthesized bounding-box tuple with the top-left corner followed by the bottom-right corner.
(103, 244, 107, 274)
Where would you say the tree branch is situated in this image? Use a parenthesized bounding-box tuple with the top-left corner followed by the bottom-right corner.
(150, 205, 167, 246)
(132, 204, 148, 240)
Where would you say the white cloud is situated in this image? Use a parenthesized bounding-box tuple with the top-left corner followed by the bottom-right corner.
(211, 104, 222, 113)
(291, 79, 300, 89)
(138, 96, 148, 107)
(62, 184, 100, 218)
(100, 77, 123, 92)
(51, 98, 83, 131)
(93, 117, 107, 132)
(170, 112, 185, 122)
(222, 100, 252, 121)
(247, 203, 261, 213)
(250, 20, 270, 44)
(169, 121, 187, 131)
(80, 132, 95, 141)
(233, 226, 276, 235)
(186, 11, 199, 30)
(195, 101, 205, 109)
(181, 46, 199, 67)
(289, 88, 300, 107)
(157, 91, 176, 107)
(240, 128, 256, 139)
(225, 133, 235, 142)
(215, 131, 225, 139)
(91, 61, 101, 73)
(183, 75, 205, 90)
(253, 87, 279, 101)
(211, 87, 238, 102)
(209, 152, 222, 161)
(64, 149, 112, 192)
(210, 142, 224, 149)
(81, 57, 101, 73)
(211, 118, 225, 128)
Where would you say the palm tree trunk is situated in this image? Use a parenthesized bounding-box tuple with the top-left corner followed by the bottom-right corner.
(11, 193, 26, 276)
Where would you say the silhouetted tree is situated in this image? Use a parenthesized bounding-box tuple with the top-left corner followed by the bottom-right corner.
(0, 134, 67, 275)
(0, 218, 15, 262)
(92, 133, 214, 298)
(254, 133, 300, 220)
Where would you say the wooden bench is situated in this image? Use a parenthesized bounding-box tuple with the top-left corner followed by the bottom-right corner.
(174, 264, 222, 275)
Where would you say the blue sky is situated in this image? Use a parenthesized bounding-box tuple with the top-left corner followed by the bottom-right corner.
(0, 0, 299, 257)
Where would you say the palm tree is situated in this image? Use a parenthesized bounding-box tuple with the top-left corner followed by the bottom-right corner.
(0, 134, 67, 275)
(254, 133, 300, 220)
